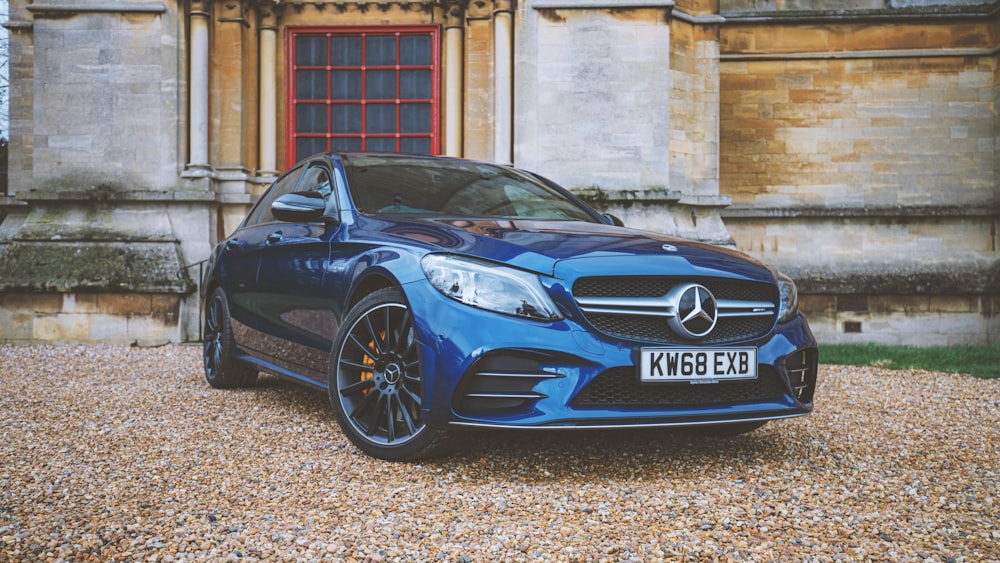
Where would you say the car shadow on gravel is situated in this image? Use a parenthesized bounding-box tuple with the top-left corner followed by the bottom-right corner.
(448, 425, 815, 481)
(237, 373, 334, 419)
(232, 374, 817, 475)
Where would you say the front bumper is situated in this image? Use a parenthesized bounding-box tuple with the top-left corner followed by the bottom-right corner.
(403, 279, 817, 429)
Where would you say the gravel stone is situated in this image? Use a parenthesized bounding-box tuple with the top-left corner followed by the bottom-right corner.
(1, 344, 998, 562)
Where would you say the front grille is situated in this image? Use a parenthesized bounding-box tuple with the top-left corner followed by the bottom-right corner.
(573, 276, 778, 344)
(570, 366, 786, 407)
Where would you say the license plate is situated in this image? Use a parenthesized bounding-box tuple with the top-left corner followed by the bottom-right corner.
(639, 347, 757, 383)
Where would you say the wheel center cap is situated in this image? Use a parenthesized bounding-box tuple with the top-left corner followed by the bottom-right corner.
(383, 362, 403, 385)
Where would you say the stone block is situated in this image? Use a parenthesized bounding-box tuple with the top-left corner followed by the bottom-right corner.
(151, 295, 182, 324)
(127, 316, 178, 346)
(799, 294, 834, 314)
(869, 295, 930, 314)
(928, 296, 979, 314)
(87, 314, 133, 343)
(0, 311, 34, 341)
(62, 293, 100, 314)
(33, 314, 89, 342)
(0, 293, 62, 314)
(98, 294, 153, 316)
(958, 70, 992, 89)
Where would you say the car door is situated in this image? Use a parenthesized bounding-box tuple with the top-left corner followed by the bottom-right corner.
(223, 164, 307, 349)
(253, 161, 342, 382)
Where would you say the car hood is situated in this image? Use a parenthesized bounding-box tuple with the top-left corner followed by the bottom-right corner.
(362, 216, 776, 283)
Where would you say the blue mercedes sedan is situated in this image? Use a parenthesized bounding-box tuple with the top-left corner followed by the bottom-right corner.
(202, 153, 817, 460)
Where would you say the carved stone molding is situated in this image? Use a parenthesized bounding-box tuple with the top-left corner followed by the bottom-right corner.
(443, 0, 468, 28)
(219, 0, 251, 25)
(268, 0, 438, 14)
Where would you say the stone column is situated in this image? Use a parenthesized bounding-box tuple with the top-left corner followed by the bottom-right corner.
(188, 0, 211, 171)
(258, 4, 279, 177)
(493, 0, 514, 165)
(444, 1, 466, 157)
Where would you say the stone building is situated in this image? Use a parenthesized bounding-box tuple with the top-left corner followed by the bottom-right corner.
(0, 0, 997, 345)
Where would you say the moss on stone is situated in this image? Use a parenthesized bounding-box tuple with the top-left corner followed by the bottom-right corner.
(0, 242, 194, 294)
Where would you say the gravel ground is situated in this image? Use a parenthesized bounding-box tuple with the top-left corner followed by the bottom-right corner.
(0, 345, 997, 562)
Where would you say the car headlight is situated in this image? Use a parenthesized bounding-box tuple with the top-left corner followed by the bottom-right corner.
(421, 254, 563, 321)
(777, 272, 799, 324)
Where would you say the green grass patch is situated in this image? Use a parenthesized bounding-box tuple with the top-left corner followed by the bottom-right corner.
(820, 343, 1000, 379)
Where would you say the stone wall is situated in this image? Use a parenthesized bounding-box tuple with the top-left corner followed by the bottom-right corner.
(0, 292, 183, 345)
(23, 1, 182, 194)
(1, 0, 211, 344)
(515, 2, 673, 191)
(718, 1, 1000, 344)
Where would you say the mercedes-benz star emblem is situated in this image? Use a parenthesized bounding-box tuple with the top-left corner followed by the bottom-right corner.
(666, 283, 718, 339)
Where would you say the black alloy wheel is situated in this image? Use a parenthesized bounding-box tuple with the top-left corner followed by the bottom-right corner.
(330, 287, 450, 461)
(203, 287, 258, 389)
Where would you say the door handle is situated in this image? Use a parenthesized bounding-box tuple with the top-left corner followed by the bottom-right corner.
(225, 238, 244, 249)
(266, 231, 283, 244)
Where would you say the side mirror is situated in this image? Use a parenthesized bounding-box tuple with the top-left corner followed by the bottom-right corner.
(604, 213, 625, 227)
(271, 192, 330, 223)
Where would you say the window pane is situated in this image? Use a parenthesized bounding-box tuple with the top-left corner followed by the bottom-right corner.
(296, 104, 328, 133)
(400, 103, 431, 133)
(331, 138, 363, 152)
(331, 70, 362, 100)
(296, 70, 328, 100)
(365, 36, 396, 66)
(296, 137, 328, 161)
(367, 137, 397, 152)
(331, 104, 363, 133)
(330, 36, 362, 66)
(296, 37, 327, 66)
(400, 36, 431, 65)
(366, 104, 397, 134)
(400, 70, 431, 99)
(366, 70, 396, 100)
(400, 137, 431, 155)
(252, 166, 305, 225)
(290, 29, 439, 166)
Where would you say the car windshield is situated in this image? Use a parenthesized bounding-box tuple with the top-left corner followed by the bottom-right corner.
(342, 155, 599, 222)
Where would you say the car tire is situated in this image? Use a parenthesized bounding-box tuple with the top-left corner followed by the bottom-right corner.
(203, 287, 258, 389)
(691, 420, 768, 438)
(329, 287, 452, 461)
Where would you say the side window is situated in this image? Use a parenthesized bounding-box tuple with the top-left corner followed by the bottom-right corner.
(297, 165, 338, 216)
(246, 166, 306, 226)
(298, 165, 332, 196)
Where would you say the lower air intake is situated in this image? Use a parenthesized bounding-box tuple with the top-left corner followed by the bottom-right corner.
(570, 366, 786, 407)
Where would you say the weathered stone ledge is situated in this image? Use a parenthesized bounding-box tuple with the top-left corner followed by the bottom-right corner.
(722, 205, 1000, 219)
(721, 2, 1000, 23)
(0, 241, 194, 294)
(26, 1, 167, 14)
(531, 0, 676, 10)
(571, 187, 683, 205)
(787, 262, 1000, 296)
(17, 190, 217, 203)
(0, 197, 30, 208)
(720, 46, 1000, 61)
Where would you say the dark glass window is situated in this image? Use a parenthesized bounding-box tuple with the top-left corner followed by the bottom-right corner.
(247, 165, 306, 226)
(288, 27, 440, 165)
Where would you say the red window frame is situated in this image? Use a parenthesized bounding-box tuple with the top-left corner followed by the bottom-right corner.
(285, 26, 441, 167)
